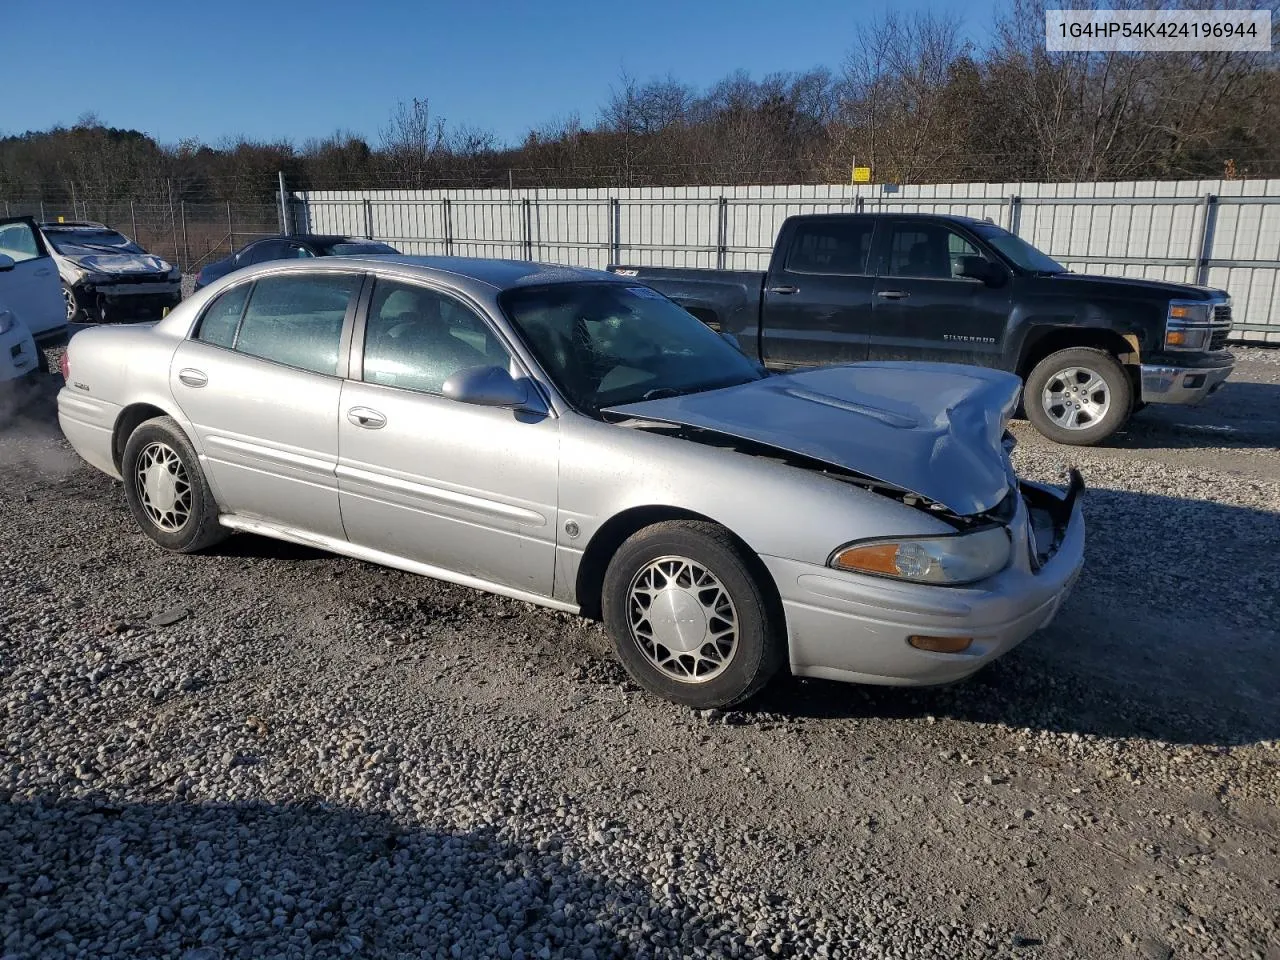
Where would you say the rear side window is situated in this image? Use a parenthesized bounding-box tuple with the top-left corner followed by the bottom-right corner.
(785, 220, 874, 275)
(196, 283, 250, 348)
(234, 274, 360, 375)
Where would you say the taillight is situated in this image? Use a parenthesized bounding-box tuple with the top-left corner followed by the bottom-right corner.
(59, 351, 70, 381)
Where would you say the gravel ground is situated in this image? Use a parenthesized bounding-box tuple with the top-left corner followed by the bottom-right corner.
(1, 346, 1278, 959)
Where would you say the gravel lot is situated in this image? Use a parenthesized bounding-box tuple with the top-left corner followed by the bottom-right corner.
(2, 345, 1278, 959)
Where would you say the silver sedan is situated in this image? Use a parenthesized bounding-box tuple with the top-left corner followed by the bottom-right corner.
(57, 256, 1085, 708)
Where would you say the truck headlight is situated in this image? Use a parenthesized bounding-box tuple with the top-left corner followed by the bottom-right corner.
(829, 526, 1012, 585)
(1165, 301, 1212, 350)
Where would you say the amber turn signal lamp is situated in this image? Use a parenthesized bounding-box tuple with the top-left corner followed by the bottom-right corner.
(1165, 330, 1186, 346)
(1168, 305, 1191, 319)
(908, 635, 974, 653)
(832, 542, 901, 576)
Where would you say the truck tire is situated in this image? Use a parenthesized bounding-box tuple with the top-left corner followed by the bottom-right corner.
(601, 520, 784, 709)
(1025, 347, 1131, 446)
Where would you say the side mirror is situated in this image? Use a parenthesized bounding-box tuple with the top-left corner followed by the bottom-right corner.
(0, 254, 14, 273)
(442, 365, 539, 411)
(956, 256, 1006, 287)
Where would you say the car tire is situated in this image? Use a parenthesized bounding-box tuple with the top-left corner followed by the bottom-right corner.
(601, 520, 784, 709)
(121, 416, 226, 553)
(1025, 347, 1132, 446)
(62, 282, 85, 324)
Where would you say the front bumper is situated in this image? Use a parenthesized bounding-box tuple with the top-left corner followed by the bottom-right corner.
(764, 475, 1085, 687)
(1140, 362, 1233, 405)
(71, 280, 182, 322)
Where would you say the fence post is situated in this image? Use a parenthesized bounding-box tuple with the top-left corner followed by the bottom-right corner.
(1195, 193, 1218, 286)
(227, 201, 235, 253)
(363, 198, 373, 240)
(716, 196, 728, 270)
(521, 197, 533, 260)
(1008, 195, 1023, 236)
(3, 201, 8, 217)
(180, 201, 190, 271)
(168, 180, 179, 267)
(130, 201, 138, 242)
(442, 197, 453, 256)
(610, 197, 621, 265)
(278, 171, 290, 235)
(39, 200, 45, 222)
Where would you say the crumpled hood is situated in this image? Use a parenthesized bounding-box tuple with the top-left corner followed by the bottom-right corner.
(606, 362, 1022, 516)
(68, 252, 172, 276)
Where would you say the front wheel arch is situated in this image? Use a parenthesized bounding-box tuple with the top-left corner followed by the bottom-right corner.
(574, 506, 783, 630)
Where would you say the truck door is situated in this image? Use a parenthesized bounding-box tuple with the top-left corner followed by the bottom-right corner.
(867, 219, 1011, 366)
(759, 216, 876, 369)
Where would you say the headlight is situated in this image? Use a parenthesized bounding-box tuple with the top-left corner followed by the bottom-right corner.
(1165, 300, 1212, 351)
(829, 526, 1012, 585)
(0, 312, 15, 336)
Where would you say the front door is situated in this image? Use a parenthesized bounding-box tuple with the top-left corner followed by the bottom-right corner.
(867, 219, 1011, 366)
(0, 217, 67, 338)
(169, 271, 362, 539)
(759, 215, 877, 369)
(336, 277, 559, 595)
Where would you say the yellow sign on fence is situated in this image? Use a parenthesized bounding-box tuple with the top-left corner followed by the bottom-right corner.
(852, 166, 872, 183)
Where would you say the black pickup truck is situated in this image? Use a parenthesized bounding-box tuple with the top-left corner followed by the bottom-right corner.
(609, 213, 1235, 445)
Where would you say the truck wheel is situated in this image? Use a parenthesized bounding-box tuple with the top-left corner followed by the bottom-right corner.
(601, 520, 784, 709)
(1025, 347, 1131, 446)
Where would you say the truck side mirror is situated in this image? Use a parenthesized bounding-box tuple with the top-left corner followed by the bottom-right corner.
(957, 256, 1007, 287)
(0, 254, 15, 273)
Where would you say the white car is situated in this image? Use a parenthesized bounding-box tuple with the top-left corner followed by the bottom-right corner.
(39, 220, 182, 323)
(0, 217, 69, 349)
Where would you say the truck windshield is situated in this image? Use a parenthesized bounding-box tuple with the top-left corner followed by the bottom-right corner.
(971, 223, 1065, 274)
(500, 282, 765, 413)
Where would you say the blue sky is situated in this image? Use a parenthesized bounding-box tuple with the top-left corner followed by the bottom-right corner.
(6, 0, 973, 148)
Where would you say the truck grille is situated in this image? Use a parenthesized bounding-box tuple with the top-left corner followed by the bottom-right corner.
(1210, 303, 1232, 350)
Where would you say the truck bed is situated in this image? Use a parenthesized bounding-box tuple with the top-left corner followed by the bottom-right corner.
(607, 264, 764, 344)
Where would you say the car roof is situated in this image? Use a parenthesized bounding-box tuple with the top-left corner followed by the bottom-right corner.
(340, 255, 625, 290)
(247, 234, 361, 246)
(39, 221, 115, 231)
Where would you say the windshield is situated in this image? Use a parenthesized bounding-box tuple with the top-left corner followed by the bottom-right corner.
(46, 228, 143, 257)
(971, 223, 1064, 274)
(321, 241, 399, 255)
(500, 282, 765, 413)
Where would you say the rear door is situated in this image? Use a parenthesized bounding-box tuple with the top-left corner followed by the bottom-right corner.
(336, 276, 559, 596)
(758, 216, 877, 369)
(0, 217, 67, 339)
(866, 220, 1011, 365)
(168, 270, 362, 539)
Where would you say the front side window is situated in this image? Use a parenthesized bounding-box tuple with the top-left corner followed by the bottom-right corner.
(500, 282, 765, 413)
(0, 222, 43, 263)
(233, 273, 359, 374)
(195, 282, 250, 348)
(362, 279, 509, 394)
(248, 241, 288, 265)
(885, 223, 987, 280)
(786, 220, 875, 275)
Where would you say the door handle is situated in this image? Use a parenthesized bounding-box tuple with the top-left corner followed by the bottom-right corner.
(876, 290, 910, 300)
(347, 407, 387, 429)
(178, 368, 208, 387)
(767, 285, 799, 295)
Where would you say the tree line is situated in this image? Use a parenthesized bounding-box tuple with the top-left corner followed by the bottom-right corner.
(2, 1, 1276, 208)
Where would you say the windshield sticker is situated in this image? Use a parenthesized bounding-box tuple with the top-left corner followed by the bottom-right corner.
(626, 286, 665, 300)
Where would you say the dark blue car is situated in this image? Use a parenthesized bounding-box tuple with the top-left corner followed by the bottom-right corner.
(194, 235, 399, 291)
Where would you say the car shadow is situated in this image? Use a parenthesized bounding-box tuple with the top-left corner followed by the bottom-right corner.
(1108, 379, 1280, 451)
(749, 486, 1280, 748)
(0, 793, 745, 958)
